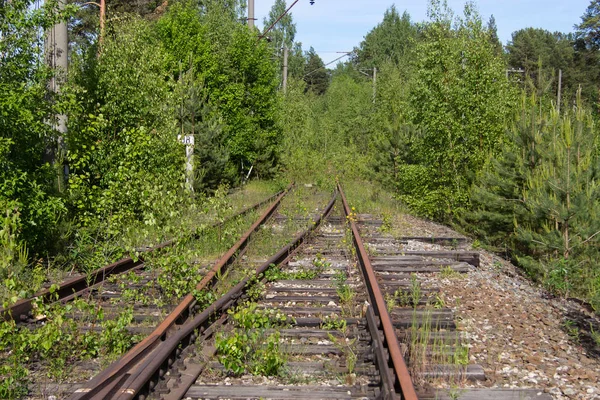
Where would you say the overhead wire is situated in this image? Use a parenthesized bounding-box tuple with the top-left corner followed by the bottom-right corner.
(303, 50, 354, 78)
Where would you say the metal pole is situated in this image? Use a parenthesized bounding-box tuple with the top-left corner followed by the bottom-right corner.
(282, 45, 288, 94)
(557, 69, 562, 114)
(248, 0, 255, 28)
(372, 67, 377, 104)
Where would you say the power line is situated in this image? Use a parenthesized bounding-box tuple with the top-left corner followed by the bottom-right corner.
(303, 51, 353, 78)
(259, 0, 301, 41)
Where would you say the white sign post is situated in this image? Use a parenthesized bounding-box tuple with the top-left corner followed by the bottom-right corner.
(178, 135, 195, 192)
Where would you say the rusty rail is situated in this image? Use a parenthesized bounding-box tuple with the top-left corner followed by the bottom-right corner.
(1, 187, 287, 323)
(69, 189, 336, 400)
(69, 184, 294, 400)
(338, 182, 419, 400)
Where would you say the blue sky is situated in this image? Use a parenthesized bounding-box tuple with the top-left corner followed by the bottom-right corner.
(254, 0, 591, 64)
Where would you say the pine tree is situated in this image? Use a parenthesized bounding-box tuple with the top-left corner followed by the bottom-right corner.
(304, 48, 329, 95)
(468, 88, 600, 303)
(516, 90, 600, 296)
(176, 67, 230, 193)
(466, 92, 545, 253)
(486, 15, 502, 55)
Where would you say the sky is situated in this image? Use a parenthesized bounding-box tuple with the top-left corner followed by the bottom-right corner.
(254, 0, 592, 65)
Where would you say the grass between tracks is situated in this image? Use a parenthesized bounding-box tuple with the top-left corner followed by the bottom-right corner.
(0, 181, 282, 399)
(211, 193, 364, 384)
(210, 185, 333, 298)
(341, 179, 473, 388)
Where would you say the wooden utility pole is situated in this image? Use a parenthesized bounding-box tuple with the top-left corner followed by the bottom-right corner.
(282, 45, 288, 93)
(99, 0, 106, 46)
(557, 69, 562, 114)
(248, 0, 255, 28)
(372, 67, 377, 104)
(45, 0, 69, 191)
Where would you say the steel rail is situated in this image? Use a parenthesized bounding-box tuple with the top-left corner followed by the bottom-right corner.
(338, 182, 419, 400)
(1, 187, 287, 323)
(110, 191, 338, 400)
(69, 184, 294, 400)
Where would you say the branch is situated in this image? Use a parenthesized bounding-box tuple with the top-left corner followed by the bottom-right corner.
(571, 230, 600, 249)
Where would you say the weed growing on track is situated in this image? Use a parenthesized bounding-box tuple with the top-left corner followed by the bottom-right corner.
(410, 274, 422, 307)
(440, 266, 462, 279)
(245, 275, 266, 301)
(263, 254, 330, 282)
(321, 314, 347, 331)
(333, 270, 355, 316)
(407, 306, 470, 387)
(215, 303, 292, 376)
(328, 332, 358, 383)
(0, 291, 136, 398)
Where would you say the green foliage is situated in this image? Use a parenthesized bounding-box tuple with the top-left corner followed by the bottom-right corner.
(176, 67, 232, 192)
(193, 289, 217, 310)
(279, 72, 374, 183)
(304, 47, 329, 95)
(216, 303, 290, 376)
(0, 295, 135, 396)
(577, 0, 600, 49)
(157, 1, 280, 179)
(228, 302, 292, 329)
(410, 273, 422, 307)
(402, 2, 513, 220)
(263, 0, 305, 78)
(469, 89, 600, 305)
(354, 6, 417, 68)
(245, 275, 266, 302)
(155, 251, 203, 300)
(0, 1, 68, 254)
(320, 314, 347, 331)
(264, 255, 330, 281)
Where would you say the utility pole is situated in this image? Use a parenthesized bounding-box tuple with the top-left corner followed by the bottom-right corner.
(99, 0, 106, 47)
(45, 0, 68, 191)
(372, 67, 377, 104)
(248, 0, 255, 29)
(557, 69, 562, 114)
(282, 45, 288, 94)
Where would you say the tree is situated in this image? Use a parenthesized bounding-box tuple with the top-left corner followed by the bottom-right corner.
(67, 16, 184, 231)
(516, 92, 600, 297)
(156, 1, 280, 179)
(263, 0, 296, 63)
(576, 0, 600, 49)
(262, 0, 306, 84)
(469, 90, 600, 305)
(466, 93, 544, 253)
(506, 28, 574, 76)
(0, 0, 68, 253)
(287, 41, 306, 79)
(304, 47, 328, 95)
(354, 6, 416, 68)
(68, 0, 166, 50)
(175, 67, 231, 192)
(402, 1, 513, 220)
(506, 27, 600, 109)
(487, 14, 502, 55)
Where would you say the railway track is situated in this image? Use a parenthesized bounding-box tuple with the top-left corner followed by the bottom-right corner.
(349, 195, 554, 399)
(60, 186, 412, 400)
(11, 183, 556, 400)
(1, 188, 288, 325)
(2, 187, 290, 399)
